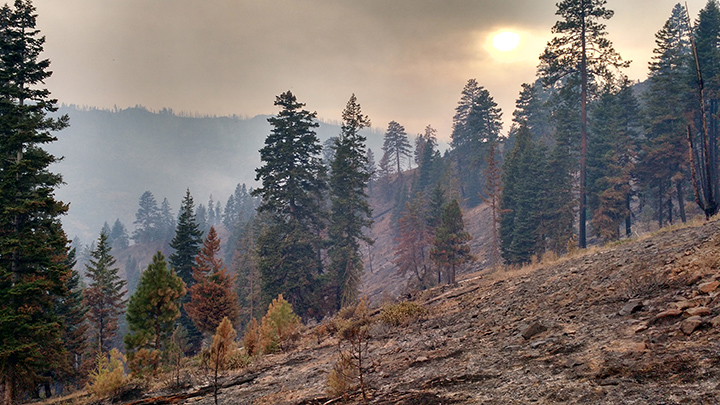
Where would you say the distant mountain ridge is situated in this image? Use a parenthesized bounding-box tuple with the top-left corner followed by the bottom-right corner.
(46, 105, 384, 242)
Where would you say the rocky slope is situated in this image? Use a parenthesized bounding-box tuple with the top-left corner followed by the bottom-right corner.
(101, 216, 720, 404)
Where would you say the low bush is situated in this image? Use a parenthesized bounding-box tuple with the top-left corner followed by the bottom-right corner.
(379, 301, 427, 326)
(87, 348, 129, 400)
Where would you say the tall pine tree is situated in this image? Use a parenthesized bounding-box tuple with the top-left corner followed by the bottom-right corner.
(451, 79, 503, 206)
(168, 189, 204, 352)
(327, 94, 373, 309)
(0, 1, 71, 401)
(252, 91, 327, 319)
(430, 199, 474, 284)
(125, 252, 186, 373)
(83, 233, 126, 355)
(539, 0, 628, 248)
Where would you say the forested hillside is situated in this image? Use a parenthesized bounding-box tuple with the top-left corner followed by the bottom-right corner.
(5, 0, 720, 403)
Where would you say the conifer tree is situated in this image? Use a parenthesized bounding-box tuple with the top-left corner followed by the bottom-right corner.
(232, 220, 263, 327)
(0, 4, 72, 388)
(512, 80, 553, 143)
(588, 81, 640, 241)
(83, 233, 127, 354)
(394, 193, 433, 287)
(327, 94, 374, 309)
(196, 203, 208, 235)
(685, 1, 720, 219)
(170, 189, 204, 287)
(185, 227, 240, 335)
(132, 191, 161, 243)
(539, 0, 628, 248)
(482, 141, 503, 268)
(57, 248, 88, 389)
(451, 79, 503, 205)
(159, 197, 175, 242)
(500, 125, 547, 264)
(109, 219, 129, 251)
(638, 3, 692, 227)
(381, 121, 412, 176)
(253, 91, 327, 318)
(430, 199, 474, 284)
(414, 125, 441, 194)
(125, 252, 186, 373)
(209, 317, 236, 405)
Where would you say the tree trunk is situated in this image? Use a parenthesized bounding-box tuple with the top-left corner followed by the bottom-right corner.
(677, 180, 687, 223)
(625, 194, 632, 237)
(579, 0, 588, 249)
(5, 373, 13, 405)
(658, 181, 664, 229)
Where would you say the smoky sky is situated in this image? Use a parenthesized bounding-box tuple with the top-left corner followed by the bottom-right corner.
(37, 0, 705, 138)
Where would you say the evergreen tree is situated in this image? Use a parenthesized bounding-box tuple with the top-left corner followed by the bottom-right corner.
(168, 189, 204, 351)
(394, 194, 433, 287)
(451, 79, 503, 205)
(430, 199, 474, 284)
(232, 219, 263, 328)
(125, 252, 186, 373)
(252, 91, 327, 318)
(638, 3, 692, 227)
(56, 248, 88, 389)
(381, 121, 412, 176)
(539, 0, 628, 248)
(482, 141, 503, 268)
(686, 0, 720, 219)
(500, 125, 547, 265)
(207, 195, 216, 227)
(512, 80, 553, 144)
(109, 219, 129, 251)
(588, 80, 640, 241)
(414, 125, 441, 194)
(83, 233, 127, 354)
(327, 95, 374, 309)
(132, 191, 161, 243)
(185, 227, 241, 335)
(0, 1, 71, 400)
(366, 148, 377, 184)
(195, 203, 208, 235)
(159, 197, 175, 242)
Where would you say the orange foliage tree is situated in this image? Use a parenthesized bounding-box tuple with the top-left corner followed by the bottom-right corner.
(185, 227, 241, 335)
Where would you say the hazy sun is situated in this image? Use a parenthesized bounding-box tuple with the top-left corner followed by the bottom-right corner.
(492, 31, 521, 52)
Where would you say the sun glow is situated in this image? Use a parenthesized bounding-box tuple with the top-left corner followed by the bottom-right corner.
(492, 31, 521, 52)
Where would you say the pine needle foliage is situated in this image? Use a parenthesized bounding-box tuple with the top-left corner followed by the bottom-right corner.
(124, 252, 186, 374)
(185, 227, 240, 336)
(259, 294, 301, 354)
(0, 1, 71, 401)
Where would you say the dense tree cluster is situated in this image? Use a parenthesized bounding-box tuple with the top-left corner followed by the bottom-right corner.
(10, 1, 720, 400)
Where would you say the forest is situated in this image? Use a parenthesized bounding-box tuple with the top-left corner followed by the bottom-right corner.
(2, 0, 720, 403)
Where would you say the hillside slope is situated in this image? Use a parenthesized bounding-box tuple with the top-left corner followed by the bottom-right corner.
(109, 215, 720, 404)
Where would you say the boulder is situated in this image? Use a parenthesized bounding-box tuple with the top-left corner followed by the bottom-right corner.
(521, 322, 547, 340)
(685, 306, 711, 317)
(681, 316, 703, 335)
(699, 280, 720, 294)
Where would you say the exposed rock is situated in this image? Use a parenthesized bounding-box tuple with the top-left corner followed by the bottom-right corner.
(619, 299, 643, 316)
(699, 280, 720, 294)
(521, 322, 547, 340)
(710, 315, 720, 328)
(681, 316, 703, 335)
(650, 308, 683, 324)
(685, 306, 711, 317)
(671, 300, 696, 310)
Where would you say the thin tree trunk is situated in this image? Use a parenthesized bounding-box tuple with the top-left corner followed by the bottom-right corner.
(677, 180, 687, 223)
(579, 0, 588, 249)
(658, 181, 665, 229)
(625, 194, 632, 237)
(5, 373, 13, 405)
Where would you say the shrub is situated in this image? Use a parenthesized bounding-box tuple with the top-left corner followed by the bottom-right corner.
(128, 348, 160, 378)
(325, 353, 357, 398)
(210, 317, 237, 405)
(87, 348, 128, 400)
(379, 301, 427, 326)
(242, 318, 260, 356)
(259, 294, 300, 354)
